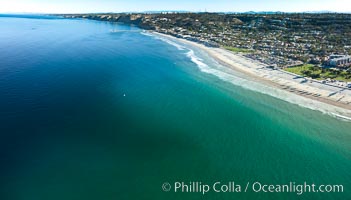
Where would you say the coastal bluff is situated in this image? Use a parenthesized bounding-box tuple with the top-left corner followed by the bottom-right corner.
(61, 14, 154, 29)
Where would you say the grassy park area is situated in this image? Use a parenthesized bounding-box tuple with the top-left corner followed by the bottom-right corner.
(224, 46, 255, 53)
(284, 64, 351, 81)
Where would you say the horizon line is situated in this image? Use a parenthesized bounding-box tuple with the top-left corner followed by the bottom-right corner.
(2, 10, 351, 15)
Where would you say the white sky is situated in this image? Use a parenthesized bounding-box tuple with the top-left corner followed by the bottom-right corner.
(0, 0, 350, 13)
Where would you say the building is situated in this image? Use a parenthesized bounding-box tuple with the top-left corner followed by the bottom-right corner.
(328, 55, 351, 67)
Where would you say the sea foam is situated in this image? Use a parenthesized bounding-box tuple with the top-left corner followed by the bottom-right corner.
(143, 32, 351, 121)
(141, 31, 185, 50)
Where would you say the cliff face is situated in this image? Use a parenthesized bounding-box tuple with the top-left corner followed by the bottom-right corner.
(63, 14, 149, 27)
(117, 15, 142, 24)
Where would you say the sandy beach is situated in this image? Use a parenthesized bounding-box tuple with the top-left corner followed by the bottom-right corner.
(152, 32, 351, 119)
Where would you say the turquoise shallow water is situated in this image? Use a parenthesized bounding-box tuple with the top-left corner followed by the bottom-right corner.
(0, 15, 350, 200)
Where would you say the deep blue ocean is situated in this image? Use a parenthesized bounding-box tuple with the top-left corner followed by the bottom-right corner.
(0, 15, 350, 200)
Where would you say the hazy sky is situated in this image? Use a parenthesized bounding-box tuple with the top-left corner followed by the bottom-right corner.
(0, 0, 350, 13)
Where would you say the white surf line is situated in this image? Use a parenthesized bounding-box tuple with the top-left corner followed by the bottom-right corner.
(144, 31, 351, 121)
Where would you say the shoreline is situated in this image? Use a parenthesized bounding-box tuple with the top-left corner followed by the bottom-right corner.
(151, 31, 351, 119)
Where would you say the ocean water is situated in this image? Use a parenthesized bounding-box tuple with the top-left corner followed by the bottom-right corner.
(0, 15, 350, 200)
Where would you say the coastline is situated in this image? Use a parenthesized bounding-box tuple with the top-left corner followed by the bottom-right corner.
(151, 31, 351, 120)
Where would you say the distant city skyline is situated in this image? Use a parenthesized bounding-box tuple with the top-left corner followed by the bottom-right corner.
(0, 0, 350, 14)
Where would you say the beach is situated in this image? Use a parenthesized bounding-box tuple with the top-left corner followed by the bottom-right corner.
(152, 32, 351, 120)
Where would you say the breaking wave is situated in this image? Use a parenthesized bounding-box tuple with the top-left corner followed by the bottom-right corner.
(143, 31, 351, 121)
(141, 31, 185, 50)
